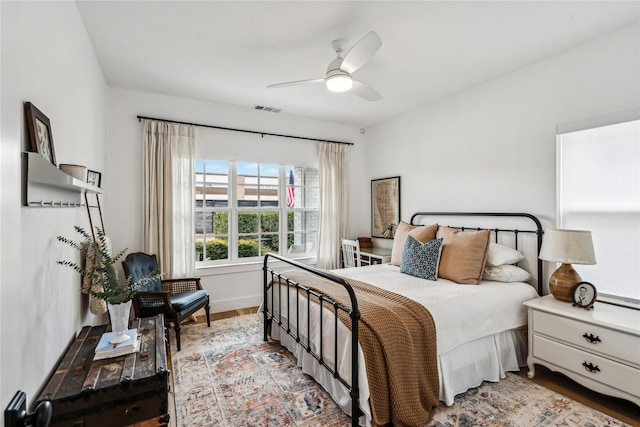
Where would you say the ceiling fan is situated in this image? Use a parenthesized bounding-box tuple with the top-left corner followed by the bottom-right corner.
(267, 31, 383, 101)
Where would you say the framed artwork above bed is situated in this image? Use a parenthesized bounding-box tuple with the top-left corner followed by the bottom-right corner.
(371, 176, 400, 238)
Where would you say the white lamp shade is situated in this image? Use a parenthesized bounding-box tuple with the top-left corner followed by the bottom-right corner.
(539, 229, 596, 265)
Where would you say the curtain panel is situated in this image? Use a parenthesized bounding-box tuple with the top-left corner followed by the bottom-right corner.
(142, 120, 197, 277)
(317, 142, 349, 269)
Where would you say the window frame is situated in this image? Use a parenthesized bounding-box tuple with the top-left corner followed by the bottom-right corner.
(556, 117, 640, 307)
(196, 160, 318, 267)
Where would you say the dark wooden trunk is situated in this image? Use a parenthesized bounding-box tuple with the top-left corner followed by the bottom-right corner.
(36, 315, 169, 427)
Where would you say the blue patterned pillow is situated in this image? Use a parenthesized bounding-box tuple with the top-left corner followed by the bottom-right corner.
(400, 236, 443, 281)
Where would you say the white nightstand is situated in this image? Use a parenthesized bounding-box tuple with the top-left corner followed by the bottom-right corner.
(524, 295, 640, 406)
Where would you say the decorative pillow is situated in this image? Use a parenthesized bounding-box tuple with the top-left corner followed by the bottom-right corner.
(390, 221, 438, 266)
(483, 265, 533, 283)
(486, 243, 525, 267)
(400, 236, 443, 281)
(436, 226, 491, 285)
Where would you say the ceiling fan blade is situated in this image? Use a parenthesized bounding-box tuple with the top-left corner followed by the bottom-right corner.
(351, 80, 383, 101)
(267, 78, 324, 89)
(340, 31, 382, 74)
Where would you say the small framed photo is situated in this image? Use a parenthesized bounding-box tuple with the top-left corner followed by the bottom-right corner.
(87, 170, 102, 188)
(24, 102, 57, 166)
(572, 281, 597, 310)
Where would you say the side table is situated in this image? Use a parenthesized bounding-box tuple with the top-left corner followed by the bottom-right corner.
(359, 247, 392, 266)
(36, 314, 169, 426)
(524, 295, 640, 406)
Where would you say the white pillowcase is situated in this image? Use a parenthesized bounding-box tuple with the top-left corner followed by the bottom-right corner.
(483, 265, 533, 282)
(485, 243, 524, 267)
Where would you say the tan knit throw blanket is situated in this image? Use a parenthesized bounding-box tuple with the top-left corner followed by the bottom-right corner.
(278, 270, 439, 427)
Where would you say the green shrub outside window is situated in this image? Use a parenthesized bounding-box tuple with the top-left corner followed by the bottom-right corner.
(197, 211, 294, 260)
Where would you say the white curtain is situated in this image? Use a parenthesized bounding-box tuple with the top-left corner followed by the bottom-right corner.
(142, 120, 196, 278)
(317, 142, 349, 269)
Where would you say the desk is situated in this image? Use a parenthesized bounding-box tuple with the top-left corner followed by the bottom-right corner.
(36, 315, 169, 427)
(359, 247, 392, 266)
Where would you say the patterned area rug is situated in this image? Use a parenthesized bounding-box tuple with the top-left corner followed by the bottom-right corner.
(170, 314, 631, 427)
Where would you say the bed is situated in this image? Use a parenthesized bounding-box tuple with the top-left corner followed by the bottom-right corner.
(262, 212, 543, 426)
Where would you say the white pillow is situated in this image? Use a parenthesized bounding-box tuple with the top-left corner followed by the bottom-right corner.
(485, 243, 524, 267)
(483, 265, 532, 282)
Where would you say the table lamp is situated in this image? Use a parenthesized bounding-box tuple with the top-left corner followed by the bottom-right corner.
(382, 223, 396, 239)
(539, 229, 596, 302)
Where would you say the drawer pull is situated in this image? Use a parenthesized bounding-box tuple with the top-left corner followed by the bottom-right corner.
(582, 333, 601, 344)
(582, 361, 600, 374)
(125, 404, 141, 416)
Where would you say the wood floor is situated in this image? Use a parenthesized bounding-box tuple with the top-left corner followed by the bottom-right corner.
(193, 308, 639, 426)
(516, 365, 639, 425)
(206, 306, 259, 321)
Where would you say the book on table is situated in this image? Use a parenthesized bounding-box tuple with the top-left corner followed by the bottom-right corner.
(94, 329, 140, 360)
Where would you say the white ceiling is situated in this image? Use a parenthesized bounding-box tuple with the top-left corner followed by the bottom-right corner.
(76, 1, 640, 127)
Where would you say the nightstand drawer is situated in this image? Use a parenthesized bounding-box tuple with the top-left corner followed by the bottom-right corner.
(533, 335, 640, 398)
(533, 310, 640, 366)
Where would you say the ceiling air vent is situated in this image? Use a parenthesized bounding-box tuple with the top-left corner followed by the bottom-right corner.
(254, 105, 281, 113)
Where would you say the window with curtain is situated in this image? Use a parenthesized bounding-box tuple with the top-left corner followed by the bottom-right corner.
(557, 117, 639, 306)
(195, 159, 318, 266)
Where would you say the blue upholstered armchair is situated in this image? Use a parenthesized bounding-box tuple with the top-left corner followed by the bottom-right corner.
(122, 252, 210, 351)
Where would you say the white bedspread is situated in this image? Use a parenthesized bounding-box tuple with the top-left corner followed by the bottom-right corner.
(334, 263, 539, 354)
(265, 263, 539, 425)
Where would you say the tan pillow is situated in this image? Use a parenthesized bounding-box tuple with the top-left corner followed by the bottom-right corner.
(391, 221, 438, 266)
(436, 226, 491, 284)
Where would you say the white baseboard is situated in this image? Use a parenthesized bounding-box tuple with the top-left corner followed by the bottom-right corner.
(211, 294, 262, 313)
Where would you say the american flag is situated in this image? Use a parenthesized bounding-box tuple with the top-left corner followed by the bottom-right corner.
(287, 169, 295, 207)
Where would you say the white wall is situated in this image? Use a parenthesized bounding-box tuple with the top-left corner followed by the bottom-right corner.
(107, 89, 365, 313)
(0, 0, 108, 414)
(361, 24, 640, 293)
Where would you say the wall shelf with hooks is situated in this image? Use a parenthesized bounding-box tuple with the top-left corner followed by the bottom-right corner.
(24, 151, 103, 207)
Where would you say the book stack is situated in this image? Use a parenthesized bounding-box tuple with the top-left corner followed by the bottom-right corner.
(93, 329, 140, 360)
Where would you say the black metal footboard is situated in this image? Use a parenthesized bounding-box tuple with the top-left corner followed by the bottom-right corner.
(262, 253, 361, 426)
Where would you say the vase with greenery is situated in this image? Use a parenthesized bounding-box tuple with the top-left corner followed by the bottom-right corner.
(57, 226, 160, 344)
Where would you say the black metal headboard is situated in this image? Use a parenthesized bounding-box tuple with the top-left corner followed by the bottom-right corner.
(410, 212, 544, 295)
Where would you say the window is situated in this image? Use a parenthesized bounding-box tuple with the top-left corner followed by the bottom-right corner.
(557, 118, 639, 305)
(195, 160, 318, 265)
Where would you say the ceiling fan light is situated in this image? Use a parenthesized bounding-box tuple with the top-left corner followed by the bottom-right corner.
(326, 75, 353, 92)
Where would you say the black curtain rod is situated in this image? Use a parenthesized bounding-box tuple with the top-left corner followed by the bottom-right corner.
(136, 115, 353, 146)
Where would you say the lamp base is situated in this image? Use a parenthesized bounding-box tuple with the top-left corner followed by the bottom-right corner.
(549, 263, 582, 302)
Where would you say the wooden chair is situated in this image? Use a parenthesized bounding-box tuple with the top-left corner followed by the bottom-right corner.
(341, 239, 361, 268)
(122, 252, 210, 351)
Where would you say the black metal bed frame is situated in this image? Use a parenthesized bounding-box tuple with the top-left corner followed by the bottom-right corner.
(263, 212, 544, 427)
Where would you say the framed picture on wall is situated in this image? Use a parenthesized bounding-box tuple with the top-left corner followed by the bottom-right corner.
(371, 176, 400, 238)
(24, 102, 57, 166)
(87, 170, 102, 188)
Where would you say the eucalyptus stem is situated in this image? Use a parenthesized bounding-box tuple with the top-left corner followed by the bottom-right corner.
(57, 227, 161, 305)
